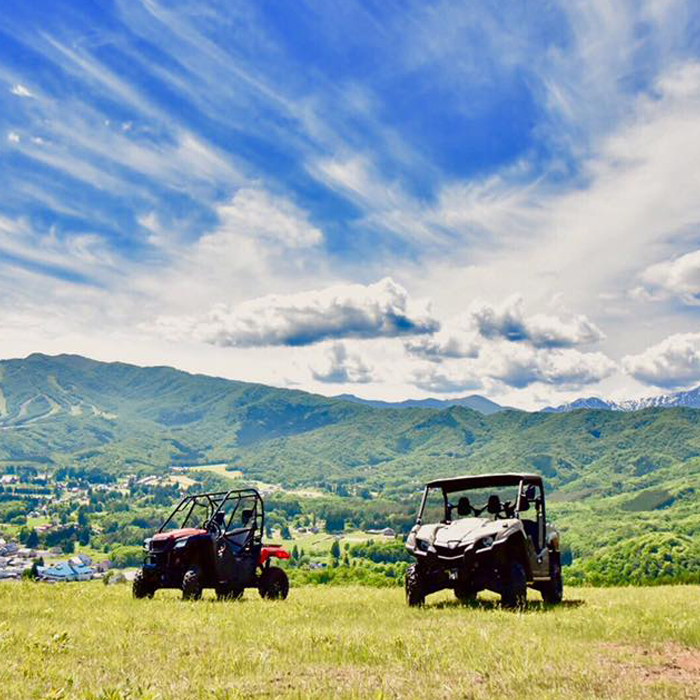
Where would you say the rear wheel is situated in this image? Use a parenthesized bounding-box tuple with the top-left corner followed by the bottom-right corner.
(182, 569, 202, 601)
(132, 570, 154, 599)
(405, 563, 425, 607)
(259, 566, 289, 600)
(540, 557, 563, 605)
(501, 561, 527, 609)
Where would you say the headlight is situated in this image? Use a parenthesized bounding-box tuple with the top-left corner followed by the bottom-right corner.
(478, 536, 494, 549)
(417, 538, 430, 552)
(173, 538, 188, 549)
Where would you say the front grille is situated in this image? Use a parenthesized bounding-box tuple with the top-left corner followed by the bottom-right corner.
(434, 544, 465, 558)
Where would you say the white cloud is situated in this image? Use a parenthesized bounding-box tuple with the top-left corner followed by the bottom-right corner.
(411, 365, 483, 394)
(10, 84, 32, 97)
(7, 131, 19, 143)
(311, 343, 375, 384)
(208, 188, 323, 249)
(404, 331, 480, 363)
(638, 249, 700, 305)
(154, 277, 439, 348)
(406, 334, 616, 394)
(469, 295, 604, 348)
(623, 333, 700, 388)
(487, 344, 617, 389)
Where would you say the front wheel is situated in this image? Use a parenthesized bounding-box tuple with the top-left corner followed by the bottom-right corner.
(501, 561, 527, 609)
(540, 557, 563, 604)
(182, 569, 202, 601)
(405, 563, 425, 607)
(259, 566, 289, 600)
(132, 570, 154, 599)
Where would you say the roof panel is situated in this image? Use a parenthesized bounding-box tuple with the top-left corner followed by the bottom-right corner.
(425, 473, 542, 492)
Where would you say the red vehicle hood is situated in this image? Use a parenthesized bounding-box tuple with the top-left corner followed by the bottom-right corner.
(152, 528, 207, 542)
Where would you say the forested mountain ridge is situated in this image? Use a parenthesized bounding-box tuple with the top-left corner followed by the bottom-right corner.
(0, 353, 370, 469)
(1, 354, 700, 511)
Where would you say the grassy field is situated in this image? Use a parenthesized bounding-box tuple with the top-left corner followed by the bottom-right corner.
(1, 583, 699, 699)
(278, 529, 387, 553)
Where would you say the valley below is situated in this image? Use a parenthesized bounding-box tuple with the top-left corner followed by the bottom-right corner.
(0, 353, 699, 587)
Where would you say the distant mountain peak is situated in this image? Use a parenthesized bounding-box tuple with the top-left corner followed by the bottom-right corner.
(332, 393, 505, 415)
(542, 386, 700, 413)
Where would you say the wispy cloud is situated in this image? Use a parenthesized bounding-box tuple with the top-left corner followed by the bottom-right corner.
(1, 1, 700, 405)
(10, 83, 31, 97)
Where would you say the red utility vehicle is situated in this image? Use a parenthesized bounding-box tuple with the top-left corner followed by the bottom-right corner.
(133, 488, 290, 601)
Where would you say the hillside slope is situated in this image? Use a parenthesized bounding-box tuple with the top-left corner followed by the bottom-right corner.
(1, 354, 700, 510)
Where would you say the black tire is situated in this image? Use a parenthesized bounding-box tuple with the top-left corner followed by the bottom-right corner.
(501, 561, 527, 609)
(259, 566, 289, 600)
(540, 557, 563, 605)
(454, 579, 478, 604)
(216, 585, 244, 601)
(405, 563, 425, 607)
(182, 569, 202, 601)
(132, 570, 154, 599)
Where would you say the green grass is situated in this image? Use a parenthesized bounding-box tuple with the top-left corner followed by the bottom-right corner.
(277, 529, 382, 553)
(0, 583, 698, 699)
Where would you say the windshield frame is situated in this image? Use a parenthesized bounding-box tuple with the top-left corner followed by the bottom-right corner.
(416, 477, 539, 524)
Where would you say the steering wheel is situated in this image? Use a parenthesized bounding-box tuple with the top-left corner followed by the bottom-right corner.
(206, 519, 223, 538)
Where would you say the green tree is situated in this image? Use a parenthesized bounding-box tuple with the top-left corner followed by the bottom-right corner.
(29, 557, 44, 579)
(18, 527, 31, 545)
(78, 527, 91, 546)
(26, 529, 39, 549)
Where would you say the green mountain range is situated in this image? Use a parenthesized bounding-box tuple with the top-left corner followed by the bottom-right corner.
(1, 353, 699, 500)
(2, 353, 699, 579)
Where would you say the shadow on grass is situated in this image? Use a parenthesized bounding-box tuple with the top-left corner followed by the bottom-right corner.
(430, 597, 585, 612)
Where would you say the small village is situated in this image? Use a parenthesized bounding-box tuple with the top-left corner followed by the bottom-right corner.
(0, 537, 111, 581)
(1, 465, 400, 584)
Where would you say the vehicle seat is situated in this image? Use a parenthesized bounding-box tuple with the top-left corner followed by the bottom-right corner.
(522, 519, 539, 549)
(225, 527, 253, 553)
(486, 495, 501, 518)
(457, 496, 472, 517)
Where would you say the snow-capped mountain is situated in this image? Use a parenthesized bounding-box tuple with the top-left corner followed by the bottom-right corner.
(541, 397, 616, 412)
(542, 386, 700, 413)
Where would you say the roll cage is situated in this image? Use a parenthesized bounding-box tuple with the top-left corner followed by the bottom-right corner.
(160, 488, 264, 548)
(415, 473, 546, 528)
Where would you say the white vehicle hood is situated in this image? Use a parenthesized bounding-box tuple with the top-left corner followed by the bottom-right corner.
(417, 517, 520, 547)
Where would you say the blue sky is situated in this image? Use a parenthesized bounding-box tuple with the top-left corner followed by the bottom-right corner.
(3, 0, 700, 408)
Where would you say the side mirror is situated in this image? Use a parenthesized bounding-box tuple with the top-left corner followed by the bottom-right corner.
(457, 497, 471, 516)
(524, 484, 537, 500)
(241, 509, 253, 524)
(519, 497, 530, 512)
